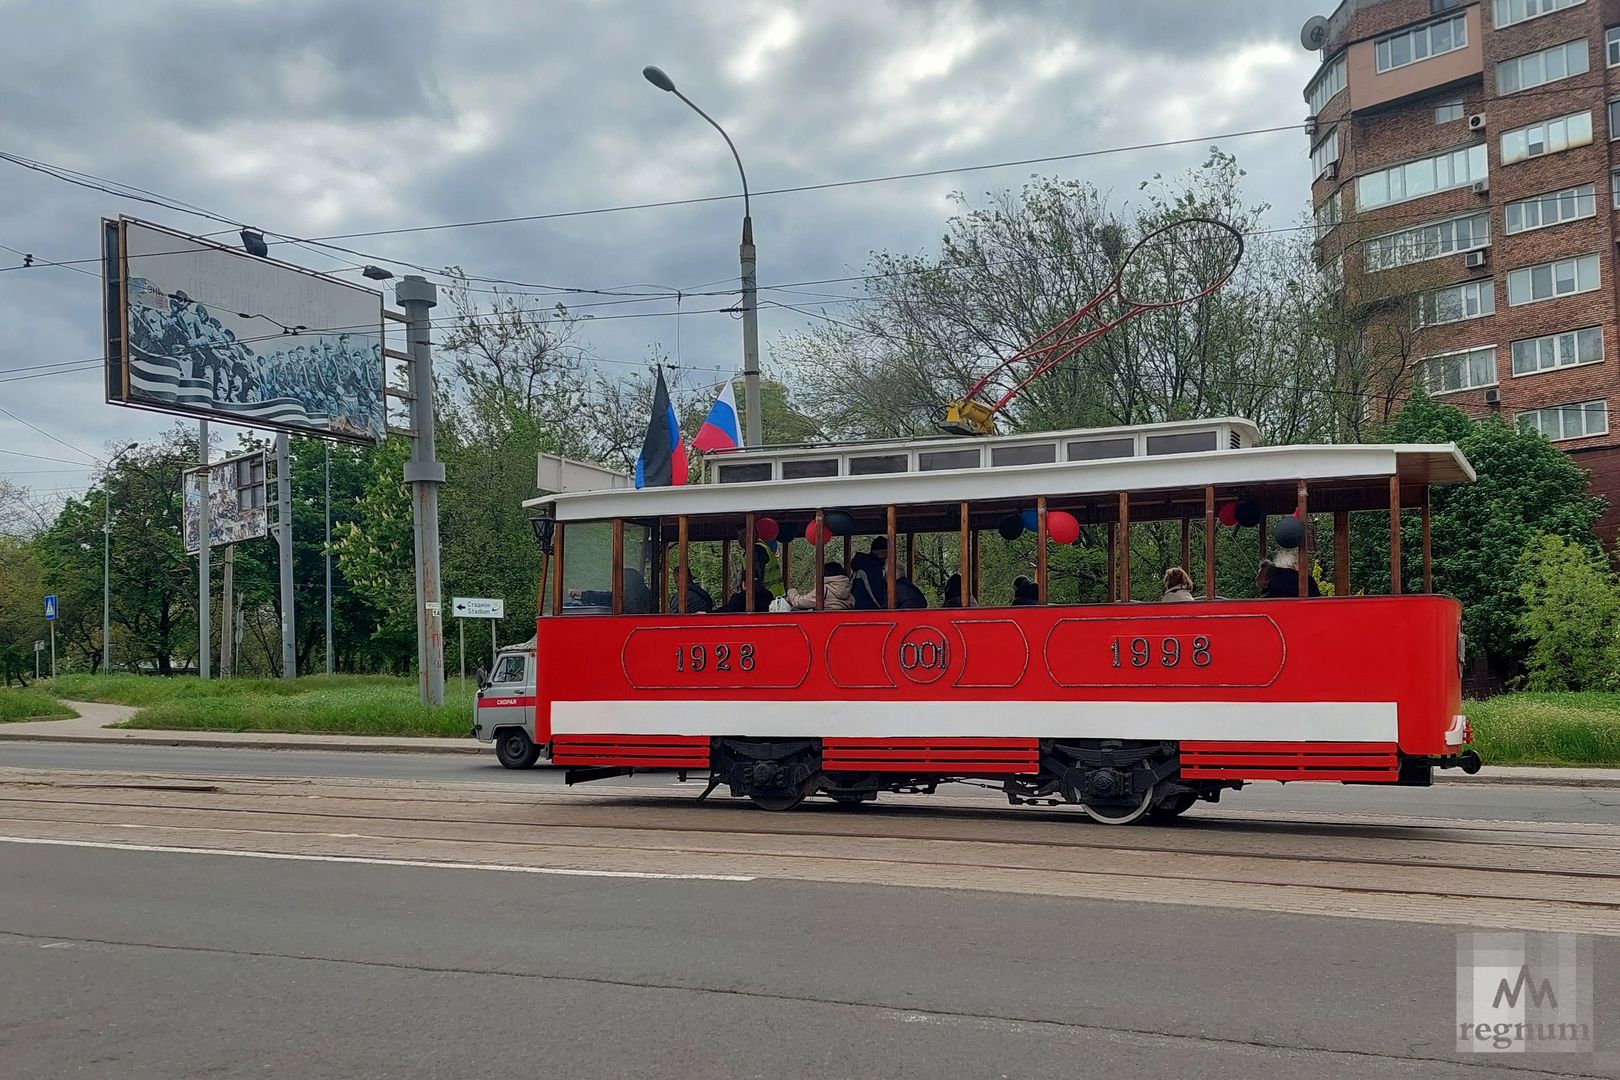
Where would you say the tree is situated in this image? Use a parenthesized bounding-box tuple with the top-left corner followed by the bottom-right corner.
(1368, 396, 1606, 675)
(1517, 533, 1620, 691)
(0, 536, 47, 685)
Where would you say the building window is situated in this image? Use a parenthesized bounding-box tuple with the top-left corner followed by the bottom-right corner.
(1314, 188, 1343, 236)
(1310, 129, 1340, 178)
(1422, 346, 1498, 394)
(1377, 14, 1467, 73)
(1495, 0, 1584, 28)
(1357, 144, 1487, 209)
(1364, 213, 1489, 271)
(1511, 327, 1605, 375)
(1612, 169, 1620, 207)
(1609, 98, 1620, 138)
(1517, 400, 1609, 440)
(1435, 98, 1466, 123)
(1418, 280, 1496, 326)
(1506, 253, 1601, 305)
(1501, 111, 1593, 164)
(1497, 40, 1589, 95)
(1608, 26, 1620, 65)
(1306, 55, 1347, 115)
(1504, 184, 1596, 233)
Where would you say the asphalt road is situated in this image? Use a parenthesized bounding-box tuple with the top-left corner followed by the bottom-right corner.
(3, 738, 1619, 823)
(3, 841, 1615, 1080)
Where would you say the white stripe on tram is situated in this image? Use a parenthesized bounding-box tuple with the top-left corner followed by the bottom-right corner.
(548, 700, 1399, 742)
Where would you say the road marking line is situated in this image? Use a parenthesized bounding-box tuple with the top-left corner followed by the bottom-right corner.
(0, 835, 755, 882)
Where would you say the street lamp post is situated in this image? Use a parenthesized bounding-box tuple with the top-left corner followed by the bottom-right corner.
(642, 64, 762, 447)
(102, 442, 139, 675)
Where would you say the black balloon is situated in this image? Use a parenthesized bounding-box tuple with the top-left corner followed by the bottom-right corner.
(1273, 515, 1305, 549)
(778, 519, 805, 542)
(1234, 498, 1264, 528)
(997, 513, 1025, 540)
(824, 509, 856, 536)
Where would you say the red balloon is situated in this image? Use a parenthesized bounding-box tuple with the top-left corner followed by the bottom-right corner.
(1217, 501, 1239, 527)
(756, 517, 780, 543)
(805, 520, 826, 546)
(1046, 510, 1080, 545)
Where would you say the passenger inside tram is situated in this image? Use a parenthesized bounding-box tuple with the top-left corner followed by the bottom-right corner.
(1264, 549, 1321, 598)
(572, 568, 652, 613)
(787, 563, 854, 610)
(940, 573, 969, 608)
(717, 544, 775, 613)
(850, 537, 888, 609)
(1011, 576, 1038, 606)
(1160, 567, 1196, 602)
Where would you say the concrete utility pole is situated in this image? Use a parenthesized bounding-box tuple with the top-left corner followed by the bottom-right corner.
(398, 275, 445, 706)
(642, 66, 761, 446)
(275, 432, 296, 679)
(198, 420, 211, 680)
(219, 544, 234, 677)
(101, 441, 136, 674)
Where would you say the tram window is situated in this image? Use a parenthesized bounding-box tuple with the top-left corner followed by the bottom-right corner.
(991, 444, 1057, 466)
(1146, 432, 1217, 455)
(1067, 438, 1134, 461)
(919, 448, 981, 471)
(782, 458, 839, 479)
(716, 462, 773, 483)
(561, 521, 614, 611)
(848, 454, 908, 475)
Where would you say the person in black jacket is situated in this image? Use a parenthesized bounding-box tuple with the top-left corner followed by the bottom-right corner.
(718, 544, 775, 612)
(1262, 551, 1320, 598)
(850, 537, 888, 610)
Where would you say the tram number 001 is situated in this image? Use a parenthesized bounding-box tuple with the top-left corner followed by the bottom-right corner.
(674, 643, 756, 673)
(1109, 635, 1211, 670)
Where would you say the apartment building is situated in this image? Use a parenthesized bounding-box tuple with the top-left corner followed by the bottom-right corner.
(1305, 0, 1620, 538)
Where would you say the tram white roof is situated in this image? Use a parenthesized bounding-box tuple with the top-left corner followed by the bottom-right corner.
(525, 440, 1475, 522)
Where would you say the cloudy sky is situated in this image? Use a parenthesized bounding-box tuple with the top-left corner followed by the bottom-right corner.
(0, 0, 1320, 503)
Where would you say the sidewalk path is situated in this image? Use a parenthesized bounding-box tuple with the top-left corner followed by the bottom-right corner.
(0, 702, 1617, 784)
(0, 700, 482, 755)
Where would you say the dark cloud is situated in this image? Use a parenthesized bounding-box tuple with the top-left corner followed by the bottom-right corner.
(0, 0, 1316, 485)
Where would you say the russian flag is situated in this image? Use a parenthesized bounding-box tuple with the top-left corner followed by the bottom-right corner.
(692, 380, 743, 452)
(635, 367, 687, 488)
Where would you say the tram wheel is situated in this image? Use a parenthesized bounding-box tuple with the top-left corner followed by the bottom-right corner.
(748, 792, 806, 812)
(1148, 791, 1198, 820)
(1080, 785, 1156, 825)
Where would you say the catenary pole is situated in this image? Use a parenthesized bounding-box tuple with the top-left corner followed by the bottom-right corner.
(398, 276, 445, 706)
(325, 441, 334, 674)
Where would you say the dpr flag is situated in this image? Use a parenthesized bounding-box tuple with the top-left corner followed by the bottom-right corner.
(635, 367, 688, 488)
(693, 380, 743, 452)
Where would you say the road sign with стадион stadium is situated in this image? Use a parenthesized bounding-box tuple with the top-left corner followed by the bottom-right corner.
(452, 597, 505, 619)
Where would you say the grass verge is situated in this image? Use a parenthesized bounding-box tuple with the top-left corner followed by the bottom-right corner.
(1468, 692, 1620, 767)
(0, 688, 77, 723)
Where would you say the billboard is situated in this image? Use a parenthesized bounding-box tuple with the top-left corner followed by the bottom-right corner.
(183, 450, 268, 554)
(103, 217, 386, 444)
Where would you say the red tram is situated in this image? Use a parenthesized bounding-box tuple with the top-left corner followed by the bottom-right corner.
(520, 418, 1479, 824)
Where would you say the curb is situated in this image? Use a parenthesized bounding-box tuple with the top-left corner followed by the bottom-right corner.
(1436, 772, 1620, 790)
(0, 731, 487, 755)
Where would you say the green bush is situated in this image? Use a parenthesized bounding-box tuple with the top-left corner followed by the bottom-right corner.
(1516, 535, 1620, 692)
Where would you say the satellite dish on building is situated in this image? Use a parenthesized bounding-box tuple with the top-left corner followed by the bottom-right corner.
(1300, 15, 1330, 51)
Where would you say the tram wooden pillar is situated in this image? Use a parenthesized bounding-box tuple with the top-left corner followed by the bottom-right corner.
(721, 539, 732, 605)
(744, 513, 757, 613)
(1295, 480, 1309, 598)
(1106, 523, 1117, 602)
(1389, 475, 1403, 596)
(1116, 492, 1130, 603)
(1333, 511, 1350, 598)
(1180, 517, 1191, 574)
(677, 517, 690, 614)
(1421, 486, 1433, 594)
(814, 509, 826, 611)
(1036, 496, 1049, 605)
(781, 533, 792, 597)
(959, 502, 972, 608)
(610, 519, 624, 615)
(551, 523, 566, 615)
(885, 506, 898, 609)
(1203, 486, 1216, 601)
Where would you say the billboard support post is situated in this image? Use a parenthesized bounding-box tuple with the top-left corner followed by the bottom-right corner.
(276, 433, 296, 680)
(198, 420, 211, 680)
(399, 276, 444, 707)
(324, 442, 334, 676)
(220, 545, 234, 677)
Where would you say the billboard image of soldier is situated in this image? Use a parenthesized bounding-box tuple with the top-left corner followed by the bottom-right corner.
(104, 218, 386, 444)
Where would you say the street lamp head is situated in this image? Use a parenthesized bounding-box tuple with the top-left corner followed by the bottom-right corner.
(642, 65, 677, 93)
(124, 442, 138, 451)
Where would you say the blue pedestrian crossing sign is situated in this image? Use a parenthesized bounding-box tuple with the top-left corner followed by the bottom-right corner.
(44, 595, 57, 621)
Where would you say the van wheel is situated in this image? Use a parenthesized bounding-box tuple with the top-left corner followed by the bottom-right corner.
(495, 729, 541, 769)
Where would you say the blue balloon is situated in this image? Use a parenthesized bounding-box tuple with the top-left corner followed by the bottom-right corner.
(1021, 509, 1039, 533)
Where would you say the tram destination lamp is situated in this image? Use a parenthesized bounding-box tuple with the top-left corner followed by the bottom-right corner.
(529, 514, 556, 554)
